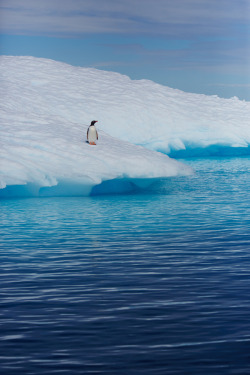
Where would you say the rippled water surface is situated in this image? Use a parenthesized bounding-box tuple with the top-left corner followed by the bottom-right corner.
(1, 157, 250, 374)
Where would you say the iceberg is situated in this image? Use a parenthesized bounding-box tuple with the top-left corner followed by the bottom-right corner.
(0, 56, 192, 198)
(1, 56, 250, 158)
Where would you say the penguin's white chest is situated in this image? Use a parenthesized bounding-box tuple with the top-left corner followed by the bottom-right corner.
(88, 126, 97, 142)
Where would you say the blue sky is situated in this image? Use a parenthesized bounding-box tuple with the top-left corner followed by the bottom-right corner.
(1, 0, 250, 100)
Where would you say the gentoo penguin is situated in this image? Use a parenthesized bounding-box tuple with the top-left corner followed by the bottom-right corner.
(87, 120, 98, 145)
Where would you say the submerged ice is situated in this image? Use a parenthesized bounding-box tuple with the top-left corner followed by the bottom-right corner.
(1, 55, 249, 197)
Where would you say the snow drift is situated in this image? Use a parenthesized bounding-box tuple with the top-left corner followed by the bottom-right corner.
(1, 56, 194, 198)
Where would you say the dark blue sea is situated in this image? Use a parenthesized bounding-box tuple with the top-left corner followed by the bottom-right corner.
(1, 157, 250, 375)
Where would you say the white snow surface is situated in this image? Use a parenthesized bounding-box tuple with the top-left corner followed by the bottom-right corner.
(1, 56, 194, 197)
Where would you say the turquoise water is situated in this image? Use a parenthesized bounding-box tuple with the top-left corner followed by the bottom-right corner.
(1, 157, 250, 374)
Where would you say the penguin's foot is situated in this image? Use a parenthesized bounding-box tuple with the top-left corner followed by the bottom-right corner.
(89, 142, 96, 145)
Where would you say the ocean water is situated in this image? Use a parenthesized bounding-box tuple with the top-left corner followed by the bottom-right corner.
(1, 157, 250, 375)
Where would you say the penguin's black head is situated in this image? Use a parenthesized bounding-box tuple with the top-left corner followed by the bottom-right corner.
(90, 120, 98, 126)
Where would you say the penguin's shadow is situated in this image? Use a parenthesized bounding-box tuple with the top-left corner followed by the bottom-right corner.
(85, 140, 98, 145)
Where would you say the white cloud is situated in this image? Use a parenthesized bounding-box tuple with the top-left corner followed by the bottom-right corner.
(1, 0, 249, 38)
